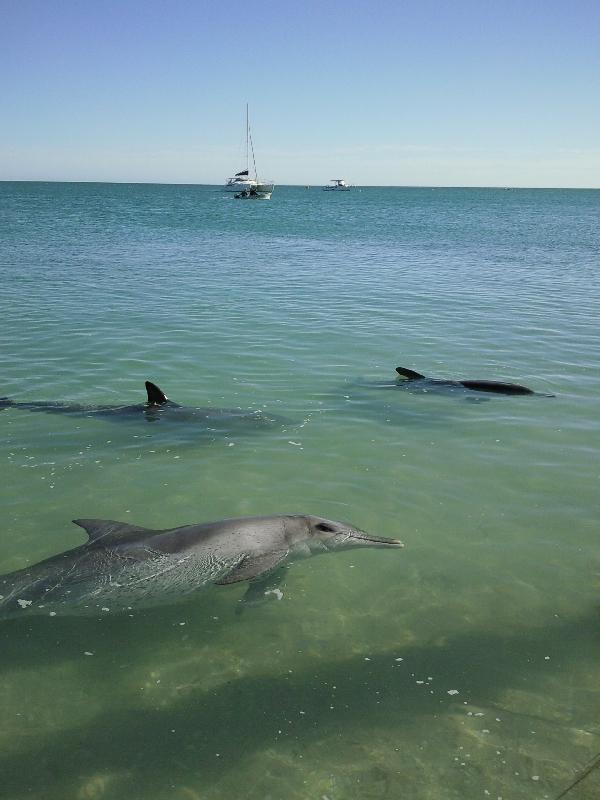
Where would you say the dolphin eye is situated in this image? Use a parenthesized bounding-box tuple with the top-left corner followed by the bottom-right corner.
(315, 523, 336, 533)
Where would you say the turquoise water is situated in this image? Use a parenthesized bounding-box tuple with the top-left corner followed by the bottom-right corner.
(1, 181, 599, 799)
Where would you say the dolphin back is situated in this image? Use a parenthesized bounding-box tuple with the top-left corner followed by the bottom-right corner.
(458, 380, 534, 395)
(395, 366, 540, 395)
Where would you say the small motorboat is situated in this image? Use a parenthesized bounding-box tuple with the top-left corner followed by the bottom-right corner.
(323, 178, 352, 191)
(234, 186, 272, 200)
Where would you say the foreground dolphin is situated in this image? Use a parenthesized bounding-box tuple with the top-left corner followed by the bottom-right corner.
(0, 515, 403, 617)
(395, 367, 544, 396)
(0, 381, 282, 427)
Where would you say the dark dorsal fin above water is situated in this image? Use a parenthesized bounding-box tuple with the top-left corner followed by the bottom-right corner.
(395, 367, 426, 381)
(73, 519, 150, 543)
(145, 381, 169, 405)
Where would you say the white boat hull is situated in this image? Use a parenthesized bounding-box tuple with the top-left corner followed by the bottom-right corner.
(323, 179, 352, 191)
(225, 178, 257, 192)
(255, 183, 274, 198)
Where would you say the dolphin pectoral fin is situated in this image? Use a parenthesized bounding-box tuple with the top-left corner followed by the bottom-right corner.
(216, 550, 289, 585)
(395, 367, 425, 381)
(145, 381, 169, 405)
(235, 567, 286, 615)
(73, 519, 151, 543)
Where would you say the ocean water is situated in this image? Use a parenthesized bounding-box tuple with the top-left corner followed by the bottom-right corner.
(0, 181, 599, 800)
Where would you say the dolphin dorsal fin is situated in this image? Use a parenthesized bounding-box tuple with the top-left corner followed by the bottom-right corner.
(395, 367, 425, 381)
(145, 381, 169, 405)
(73, 519, 149, 543)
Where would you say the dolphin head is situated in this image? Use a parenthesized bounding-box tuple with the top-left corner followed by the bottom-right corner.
(292, 515, 403, 554)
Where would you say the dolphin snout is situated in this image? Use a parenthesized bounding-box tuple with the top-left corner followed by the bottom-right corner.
(352, 533, 404, 548)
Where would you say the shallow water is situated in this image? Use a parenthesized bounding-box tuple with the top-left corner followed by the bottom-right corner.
(1, 182, 599, 799)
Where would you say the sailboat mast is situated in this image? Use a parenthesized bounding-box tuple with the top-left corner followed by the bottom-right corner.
(249, 129, 258, 183)
(247, 104, 259, 182)
(246, 103, 249, 174)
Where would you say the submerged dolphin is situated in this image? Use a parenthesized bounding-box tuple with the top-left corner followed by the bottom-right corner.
(394, 367, 546, 396)
(0, 381, 283, 428)
(0, 515, 403, 617)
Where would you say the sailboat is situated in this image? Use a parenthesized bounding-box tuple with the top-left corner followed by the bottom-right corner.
(225, 105, 274, 199)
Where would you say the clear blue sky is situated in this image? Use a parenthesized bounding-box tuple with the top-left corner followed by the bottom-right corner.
(1, 0, 599, 186)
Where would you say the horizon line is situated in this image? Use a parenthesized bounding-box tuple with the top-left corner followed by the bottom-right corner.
(1, 179, 598, 191)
